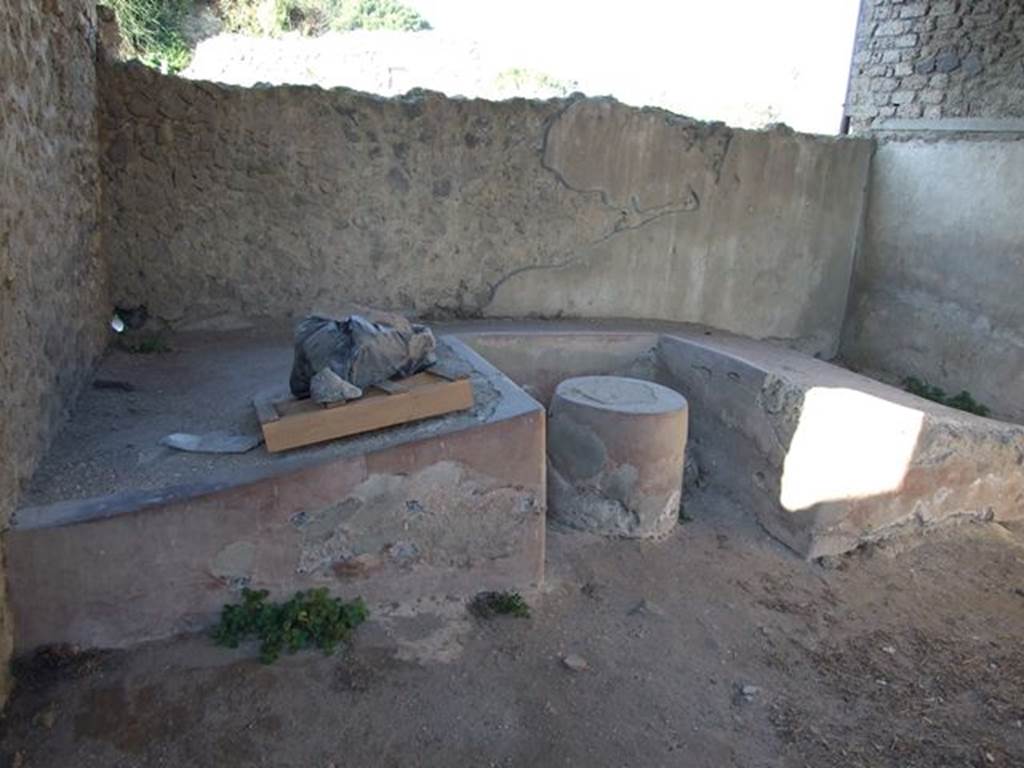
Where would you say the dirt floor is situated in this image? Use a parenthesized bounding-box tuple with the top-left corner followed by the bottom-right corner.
(3, 487, 1023, 768)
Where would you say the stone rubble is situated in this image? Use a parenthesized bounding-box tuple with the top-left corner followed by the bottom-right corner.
(310, 367, 363, 405)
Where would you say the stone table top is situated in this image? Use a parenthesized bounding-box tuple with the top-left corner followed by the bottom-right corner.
(554, 376, 687, 415)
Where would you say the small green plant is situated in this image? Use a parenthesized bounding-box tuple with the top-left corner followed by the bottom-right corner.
(494, 67, 574, 97)
(469, 590, 531, 619)
(107, 0, 194, 72)
(903, 376, 991, 417)
(212, 587, 368, 663)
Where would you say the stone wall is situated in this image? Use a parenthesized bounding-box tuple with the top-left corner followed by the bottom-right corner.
(0, 0, 109, 699)
(846, 0, 1024, 131)
(100, 63, 873, 358)
(841, 138, 1024, 422)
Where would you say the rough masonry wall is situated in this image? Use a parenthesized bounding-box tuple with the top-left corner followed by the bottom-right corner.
(846, 0, 1024, 131)
(841, 138, 1024, 422)
(100, 63, 872, 358)
(0, 0, 109, 697)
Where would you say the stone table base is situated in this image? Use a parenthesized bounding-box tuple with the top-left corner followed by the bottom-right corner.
(547, 376, 688, 538)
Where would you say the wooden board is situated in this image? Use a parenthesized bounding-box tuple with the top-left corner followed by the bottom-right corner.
(254, 372, 474, 453)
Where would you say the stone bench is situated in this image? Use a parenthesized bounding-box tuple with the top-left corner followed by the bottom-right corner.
(458, 321, 1024, 559)
(7, 337, 545, 652)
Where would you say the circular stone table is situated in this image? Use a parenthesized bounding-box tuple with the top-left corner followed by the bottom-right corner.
(547, 376, 688, 538)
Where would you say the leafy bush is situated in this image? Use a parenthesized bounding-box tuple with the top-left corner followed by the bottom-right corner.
(219, 0, 430, 36)
(108, 0, 430, 72)
(107, 0, 194, 72)
(213, 587, 369, 663)
(330, 0, 430, 31)
(903, 376, 991, 417)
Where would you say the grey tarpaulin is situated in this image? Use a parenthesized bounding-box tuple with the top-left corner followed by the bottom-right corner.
(289, 313, 437, 397)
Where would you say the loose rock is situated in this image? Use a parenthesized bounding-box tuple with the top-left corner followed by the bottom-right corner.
(628, 598, 666, 618)
(733, 683, 761, 704)
(562, 653, 589, 672)
(310, 367, 363, 405)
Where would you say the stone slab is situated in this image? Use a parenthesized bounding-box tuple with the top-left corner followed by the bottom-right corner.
(15, 331, 530, 518)
(657, 334, 1024, 557)
(553, 376, 686, 414)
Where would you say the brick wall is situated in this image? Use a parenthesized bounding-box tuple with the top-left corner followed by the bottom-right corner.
(846, 0, 1024, 131)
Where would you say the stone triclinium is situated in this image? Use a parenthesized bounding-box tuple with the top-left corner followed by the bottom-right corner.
(547, 376, 688, 538)
(6, 337, 546, 651)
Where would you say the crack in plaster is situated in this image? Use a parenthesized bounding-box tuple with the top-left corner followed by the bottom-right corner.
(476, 100, 726, 313)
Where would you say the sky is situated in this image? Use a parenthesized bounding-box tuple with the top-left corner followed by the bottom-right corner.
(405, 0, 862, 133)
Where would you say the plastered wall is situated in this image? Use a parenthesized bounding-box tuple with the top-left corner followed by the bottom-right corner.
(100, 63, 873, 358)
(842, 137, 1024, 421)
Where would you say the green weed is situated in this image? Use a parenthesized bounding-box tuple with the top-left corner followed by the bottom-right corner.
(469, 590, 531, 619)
(212, 587, 369, 663)
(903, 376, 990, 417)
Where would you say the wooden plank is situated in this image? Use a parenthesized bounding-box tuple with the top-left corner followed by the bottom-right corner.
(258, 372, 473, 453)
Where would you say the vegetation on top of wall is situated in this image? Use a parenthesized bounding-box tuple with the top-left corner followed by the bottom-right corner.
(107, 0, 430, 72)
(903, 376, 991, 418)
(108, 0, 194, 73)
(219, 0, 429, 36)
(493, 68, 575, 97)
